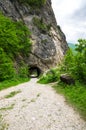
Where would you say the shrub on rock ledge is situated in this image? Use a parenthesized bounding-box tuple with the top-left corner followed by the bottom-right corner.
(18, 0, 46, 7)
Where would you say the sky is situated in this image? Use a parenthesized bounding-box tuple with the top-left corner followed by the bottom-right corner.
(52, 0, 86, 43)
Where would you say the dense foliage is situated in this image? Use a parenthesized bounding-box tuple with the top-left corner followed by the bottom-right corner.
(0, 49, 15, 81)
(38, 68, 60, 84)
(0, 13, 31, 82)
(62, 39, 86, 82)
(18, 0, 46, 7)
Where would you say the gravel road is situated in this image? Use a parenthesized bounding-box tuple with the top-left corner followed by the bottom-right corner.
(0, 78, 86, 130)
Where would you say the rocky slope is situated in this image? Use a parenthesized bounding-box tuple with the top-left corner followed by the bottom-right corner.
(0, 0, 68, 72)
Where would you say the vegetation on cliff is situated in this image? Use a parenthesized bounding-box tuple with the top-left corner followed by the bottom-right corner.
(18, 0, 46, 7)
(33, 17, 51, 33)
(0, 13, 31, 89)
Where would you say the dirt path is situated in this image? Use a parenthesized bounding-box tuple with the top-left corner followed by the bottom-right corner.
(0, 79, 86, 130)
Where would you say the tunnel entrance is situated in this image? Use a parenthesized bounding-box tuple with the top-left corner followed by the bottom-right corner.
(29, 66, 41, 78)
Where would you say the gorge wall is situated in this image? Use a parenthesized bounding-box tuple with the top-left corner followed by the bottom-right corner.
(0, 0, 68, 72)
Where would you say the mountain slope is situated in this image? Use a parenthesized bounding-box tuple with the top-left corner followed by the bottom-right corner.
(68, 43, 76, 51)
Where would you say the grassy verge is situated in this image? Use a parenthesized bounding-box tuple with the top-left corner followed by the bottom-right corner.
(4, 90, 21, 98)
(0, 104, 15, 111)
(53, 81, 86, 121)
(38, 68, 60, 84)
(0, 78, 30, 91)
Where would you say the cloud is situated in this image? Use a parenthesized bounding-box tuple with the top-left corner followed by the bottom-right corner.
(72, 3, 86, 21)
(52, 0, 86, 43)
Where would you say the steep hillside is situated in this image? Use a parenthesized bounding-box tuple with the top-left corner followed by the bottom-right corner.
(0, 0, 68, 73)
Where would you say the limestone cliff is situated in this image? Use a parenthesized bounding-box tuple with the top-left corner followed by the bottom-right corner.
(0, 0, 68, 71)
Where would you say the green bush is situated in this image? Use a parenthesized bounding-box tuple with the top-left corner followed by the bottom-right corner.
(38, 68, 60, 84)
(0, 48, 15, 81)
(0, 13, 31, 81)
(18, 61, 29, 78)
(61, 39, 86, 82)
(0, 13, 31, 58)
(18, 0, 46, 7)
(61, 49, 75, 73)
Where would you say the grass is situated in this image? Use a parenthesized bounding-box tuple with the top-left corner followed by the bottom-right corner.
(38, 75, 59, 84)
(29, 94, 41, 103)
(30, 99, 36, 102)
(5, 90, 21, 98)
(0, 77, 30, 91)
(0, 103, 15, 111)
(22, 99, 27, 102)
(0, 104, 14, 129)
(37, 93, 41, 97)
(38, 76, 50, 84)
(38, 68, 60, 84)
(0, 115, 8, 130)
(53, 81, 86, 121)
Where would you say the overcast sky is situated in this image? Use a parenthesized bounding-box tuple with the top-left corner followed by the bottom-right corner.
(52, 0, 86, 43)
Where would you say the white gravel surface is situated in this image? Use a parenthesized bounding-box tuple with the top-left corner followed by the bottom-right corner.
(0, 78, 86, 130)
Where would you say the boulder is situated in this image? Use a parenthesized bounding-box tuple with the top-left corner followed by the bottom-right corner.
(60, 74, 75, 85)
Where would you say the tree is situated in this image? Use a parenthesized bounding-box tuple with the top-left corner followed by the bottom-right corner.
(75, 39, 86, 53)
(62, 39, 86, 82)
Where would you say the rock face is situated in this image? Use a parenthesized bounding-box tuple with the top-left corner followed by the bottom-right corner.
(0, 0, 68, 71)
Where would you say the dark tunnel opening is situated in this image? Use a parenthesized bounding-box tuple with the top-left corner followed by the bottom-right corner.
(29, 66, 41, 78)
